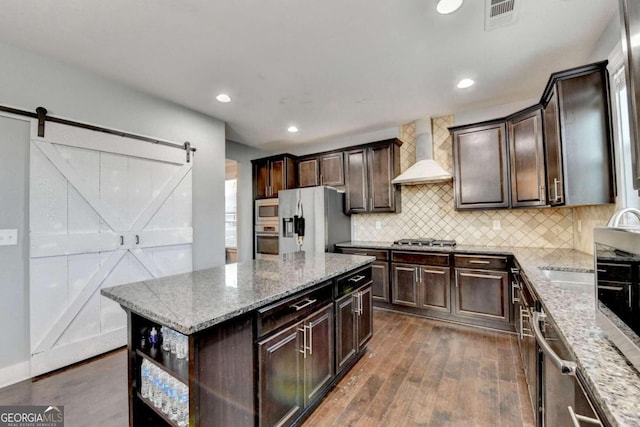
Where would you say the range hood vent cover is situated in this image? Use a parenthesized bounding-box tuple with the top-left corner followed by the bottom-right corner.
(391, 118, 452, 186)
(485, 0, 518, 31)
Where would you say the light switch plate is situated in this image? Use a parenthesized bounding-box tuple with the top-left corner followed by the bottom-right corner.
(0, 229, 18, 246)
(492, 220, 501, 231)
(375, 221, 382, 230)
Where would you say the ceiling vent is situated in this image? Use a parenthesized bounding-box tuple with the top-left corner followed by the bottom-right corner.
(485, 0, 519, 31)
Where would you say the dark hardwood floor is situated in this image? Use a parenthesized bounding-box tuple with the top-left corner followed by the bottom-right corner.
(0, 310, 533, 427)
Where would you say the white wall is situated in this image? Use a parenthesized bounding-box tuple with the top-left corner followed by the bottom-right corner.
(0, 41, 226, 383)
(225, 140, 267, 262)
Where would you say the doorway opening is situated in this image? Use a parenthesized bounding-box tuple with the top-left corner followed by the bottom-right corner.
(225, 159, 238, 264)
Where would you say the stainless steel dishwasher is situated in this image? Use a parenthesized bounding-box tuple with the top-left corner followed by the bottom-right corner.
(532, 310, 607, 427)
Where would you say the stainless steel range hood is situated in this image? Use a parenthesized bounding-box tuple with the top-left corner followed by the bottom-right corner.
(392, 118, 452, 185)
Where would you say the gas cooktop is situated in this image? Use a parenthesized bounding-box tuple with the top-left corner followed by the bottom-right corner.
(393, 238, 457, 247)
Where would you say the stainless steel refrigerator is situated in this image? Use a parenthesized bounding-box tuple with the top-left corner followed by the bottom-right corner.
(278, 186, 351, 255)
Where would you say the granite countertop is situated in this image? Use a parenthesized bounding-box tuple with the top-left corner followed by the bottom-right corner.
(101, 252, 374, 335)
(337, 241, 640, 427)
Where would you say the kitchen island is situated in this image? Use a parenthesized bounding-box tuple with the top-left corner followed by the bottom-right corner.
(101, 251, 375, 427)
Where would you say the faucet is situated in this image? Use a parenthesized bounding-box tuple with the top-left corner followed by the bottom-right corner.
(606, 207, 640, 227)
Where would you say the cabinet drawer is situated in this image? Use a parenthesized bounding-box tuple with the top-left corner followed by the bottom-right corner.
(337, 266, 372, 296)
(339, 247, 388, 261)
(257, 283, 332, 338)
(392, 251, 450, 266)
(454, 254, 508, 270)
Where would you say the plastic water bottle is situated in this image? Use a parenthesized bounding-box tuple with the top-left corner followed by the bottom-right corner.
(170, 330, 178, 355)
(177, 383, 189, 427)
(153, 372, 165, 408)
(147, 365, 157, 402)
(161, 376, 171, 414)
(140, 359, 151, 399)
(169, 381, 179, 422)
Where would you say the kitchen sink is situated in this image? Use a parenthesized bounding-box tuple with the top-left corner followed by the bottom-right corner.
(541, 269, 594, 292)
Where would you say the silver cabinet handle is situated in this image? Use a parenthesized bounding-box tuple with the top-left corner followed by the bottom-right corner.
(298, 325, 308, 358)
(553, 178, 563, 202)
(510, 268, 520, 274)
(359, 291, 363, 315)
(308, 323, 313, 355)
(531, 312, 576, 375)
(520, 307, 532, 338)
(630, 287, 633, 309)
(291, 298, 317, 311)
(597, 285, 624, 291)
(511, 280, 520, 304)
(567, 406, 602, 426)
(352, 292, 361, 315)
(469, 260, 490, 265)
(596, 269, 607, 273)
(349, 275, 365, 283)
(354, 252, 368, 256)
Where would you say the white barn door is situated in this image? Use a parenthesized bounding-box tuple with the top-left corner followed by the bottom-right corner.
(29, 122, 193, 376)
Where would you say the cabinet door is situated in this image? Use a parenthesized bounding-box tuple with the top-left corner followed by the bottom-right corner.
(392, 264, 419, 307)
(298, 158, 319, 188)
(320, 152, 344, 186)
(543, 89, 564, 205)
(270, 159, 285, 198)
(335, 293, 356, 372)
(371, 261, 390, 302)
(509, 109, 546, 207)
(357, 285, 373, 350)
(454, 268, 509, 322)
(345, 149, 368, 213)
(258, 323, 302, 427)
(254, 160, 270, 199)
(453, 123, 509, 209)
(419, 266, 450, 313)
(303, 304, 334, 406)
(368, 145, 395, 211)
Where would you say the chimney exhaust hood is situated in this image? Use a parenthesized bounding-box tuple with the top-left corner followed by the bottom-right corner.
(392, 118, 452, 185)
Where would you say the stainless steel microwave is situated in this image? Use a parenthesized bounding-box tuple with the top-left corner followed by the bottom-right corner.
(594, 227, 640, 371)
(255, 198, 279, 225)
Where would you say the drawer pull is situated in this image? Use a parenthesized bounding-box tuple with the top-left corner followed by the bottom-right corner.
(597, 285, 624, 291)
(291, 298, 317, 311)
(354, 252, 368, 256)
(348, 275, 366, 283)
(469, 260, 491, 265)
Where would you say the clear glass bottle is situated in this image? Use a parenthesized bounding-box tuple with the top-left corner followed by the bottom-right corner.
(153, 372, 165, 408)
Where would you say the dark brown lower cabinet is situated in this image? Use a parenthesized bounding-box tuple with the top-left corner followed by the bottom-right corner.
(335, 284, 373, 373)
(454, 268, 509, 323)
(258, 303, 334, 427)
(371, 262, 389, 302)
(392, 263, 451, 313)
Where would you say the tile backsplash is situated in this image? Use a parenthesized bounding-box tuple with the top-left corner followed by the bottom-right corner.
(351, 115, 613, 250)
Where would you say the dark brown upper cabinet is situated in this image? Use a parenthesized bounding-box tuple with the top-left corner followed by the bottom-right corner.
(451, 121, 509, 210)
(319, 152, 345, 187)
(450, 61, 614, 210)
(345, 139, 402, 213)
(620, 0, 640, 190)
(252, 154, 297, 199)
(298, 157, 319, 188)
(540, 61, 615, 206)
(508, 107, 546, 208)
(297, 152, 345, 188)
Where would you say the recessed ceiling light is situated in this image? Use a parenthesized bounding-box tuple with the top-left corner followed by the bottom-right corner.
(216, 93, 231, 103)
(436, 0, 463, 14)
(287, 126, 299, 133)
(457, 78, 475, 89)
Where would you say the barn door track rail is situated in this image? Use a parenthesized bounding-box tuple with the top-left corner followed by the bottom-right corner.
(0, 104, 197, 162)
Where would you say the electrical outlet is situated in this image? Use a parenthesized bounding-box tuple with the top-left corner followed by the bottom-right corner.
(375, 221, 382, 230)
(492, 220, 501, 231)
(0, 229, 18, 246)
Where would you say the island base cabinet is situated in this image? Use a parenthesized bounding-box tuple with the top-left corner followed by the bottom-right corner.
(336, 284, 373, 373)
(258, 303, 335, 427)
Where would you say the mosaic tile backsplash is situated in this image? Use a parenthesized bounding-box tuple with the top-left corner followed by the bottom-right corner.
(352, 115, 576, 249)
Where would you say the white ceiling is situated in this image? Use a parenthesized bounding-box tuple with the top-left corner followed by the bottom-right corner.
(0, 0, 617, 152)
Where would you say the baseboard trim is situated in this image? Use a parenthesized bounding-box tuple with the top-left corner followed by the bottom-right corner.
(0, 360, 30, 388)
